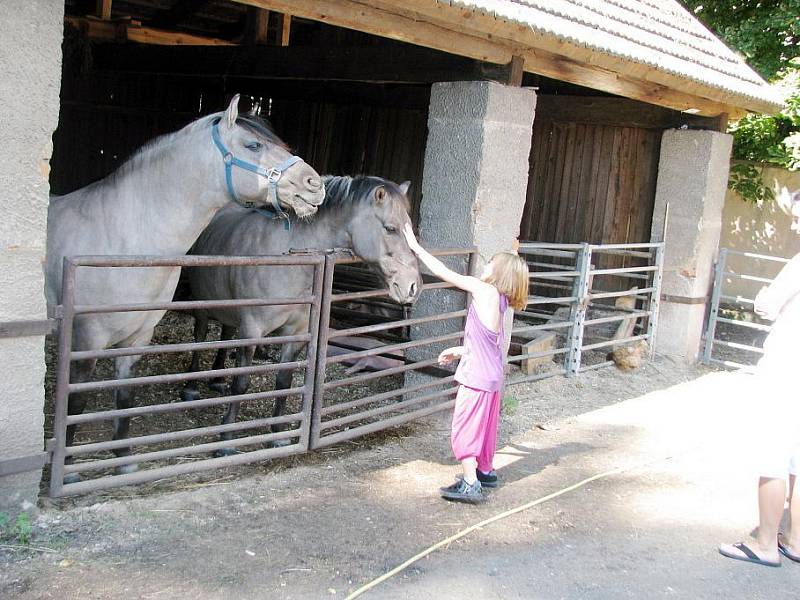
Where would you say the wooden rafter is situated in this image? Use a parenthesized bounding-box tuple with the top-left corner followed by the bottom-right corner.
(232, 0, 755, 117)
(65, 16, 235, 46)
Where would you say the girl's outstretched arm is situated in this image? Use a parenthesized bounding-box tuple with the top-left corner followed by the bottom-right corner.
(403, 225, 490, 295)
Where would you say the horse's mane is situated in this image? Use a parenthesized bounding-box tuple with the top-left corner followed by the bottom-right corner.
(233, 113, 289, 151)
(320, 175, 410, 212)
(104, 111, 288, 186)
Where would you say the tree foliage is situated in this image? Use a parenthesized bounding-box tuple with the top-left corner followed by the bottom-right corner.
(687, 0, 799, 80)
(683, 2, 800, 201)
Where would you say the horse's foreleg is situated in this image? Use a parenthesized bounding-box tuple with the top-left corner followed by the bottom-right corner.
(217, 338, 256, 456)
(111, 330, 154, 474)
(63, 358, 97, 484)
(182, 312, 209, 402)
(271, 340, 305, 446)
(208, 324, 236, 394)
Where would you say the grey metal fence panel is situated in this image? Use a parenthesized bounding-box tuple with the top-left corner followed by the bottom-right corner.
(702, 248, 789, 370)
(508, 241, 664, 387)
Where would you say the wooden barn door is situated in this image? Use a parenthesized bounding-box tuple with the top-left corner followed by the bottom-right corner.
(520, 98, 662, 246)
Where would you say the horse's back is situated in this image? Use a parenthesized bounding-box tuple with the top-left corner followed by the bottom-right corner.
(187, 207, 310, 330)
(46, 185, 181, 346)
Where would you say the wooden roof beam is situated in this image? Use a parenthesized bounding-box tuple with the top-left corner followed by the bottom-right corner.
(89, 42, 514, 84)
(233, 0, 746, 118)
(367, 0, 765, 116)
(65, 15, 235, 46)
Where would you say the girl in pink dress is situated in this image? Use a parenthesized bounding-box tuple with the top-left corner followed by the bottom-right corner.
(403, 225, 529, 503)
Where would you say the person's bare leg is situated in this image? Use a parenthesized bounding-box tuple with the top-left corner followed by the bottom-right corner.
(780, 475, 800, 555)
(461, 457, 478, 485)
(755, 477, 785, 559)
(720, 477, 783, 565)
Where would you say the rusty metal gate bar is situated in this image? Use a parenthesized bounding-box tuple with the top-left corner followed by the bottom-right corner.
(309, 248, 476, 448)
(702, 248, 787, 370)
(50, 253, 325, 497)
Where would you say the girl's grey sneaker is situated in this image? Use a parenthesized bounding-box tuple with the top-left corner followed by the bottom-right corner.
(477, 469, 499, 487)
(454, 470, 499, 488)
(440, 478, 485, 503)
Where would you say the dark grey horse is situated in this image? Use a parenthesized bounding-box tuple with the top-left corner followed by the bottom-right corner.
(184, 176, 422, 449)
(46, 95, 325, 480)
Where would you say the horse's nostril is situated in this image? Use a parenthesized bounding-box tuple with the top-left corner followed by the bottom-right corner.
(409, 282, 417, 298)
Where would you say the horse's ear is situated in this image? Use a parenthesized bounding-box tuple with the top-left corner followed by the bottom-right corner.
(222, 94, 240, 131)
(398, 181, 411, 196)
(374, 186, 387, 205)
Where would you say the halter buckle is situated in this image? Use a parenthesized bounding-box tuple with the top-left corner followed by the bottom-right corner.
(223, 152, 233, 166)
(266, 167, 282, 183)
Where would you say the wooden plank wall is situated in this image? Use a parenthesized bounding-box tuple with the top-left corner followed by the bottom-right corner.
(520, 117, 662, 247)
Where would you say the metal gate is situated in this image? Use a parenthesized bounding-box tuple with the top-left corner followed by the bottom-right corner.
(311, 249, 475, 447)
(507, 242, 664, 385)
(47, 250, 477, 497)
(702, 248, 788, 370)
(45, 243, 663, 497)
(49, 254, 326, 497)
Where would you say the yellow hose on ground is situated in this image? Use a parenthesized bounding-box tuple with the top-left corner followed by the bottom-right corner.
(345, 461, 660, 599)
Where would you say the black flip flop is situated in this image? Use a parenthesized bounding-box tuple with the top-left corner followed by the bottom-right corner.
(719, 542, 781, 567)
(778, 534, 800, 563)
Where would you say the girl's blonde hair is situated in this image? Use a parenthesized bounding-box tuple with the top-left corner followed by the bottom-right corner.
(484, 252, 529, 310)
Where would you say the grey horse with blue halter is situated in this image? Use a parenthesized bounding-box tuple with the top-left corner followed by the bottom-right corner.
(211, 118, 300, 228)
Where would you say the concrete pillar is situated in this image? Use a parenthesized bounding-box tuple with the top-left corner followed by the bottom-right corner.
(650, 129, 733, 362)
(0, 1, 64, 513)
(418, 81, 537, 266)
(409, 81, 536, 374)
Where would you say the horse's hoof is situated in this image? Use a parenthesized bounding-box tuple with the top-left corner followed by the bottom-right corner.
(63, 472, 81, 485)
(116, 464, 138, 476)
(214, 447, 239, 458)
(181, 388, 201, 402)
(208, 381, 227, 395)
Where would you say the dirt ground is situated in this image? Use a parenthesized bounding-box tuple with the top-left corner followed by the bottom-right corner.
(6, 354, 800, 599)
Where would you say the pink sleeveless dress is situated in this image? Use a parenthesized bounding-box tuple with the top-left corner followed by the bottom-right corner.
(451, 293, 508, 473)
(454, 293, 508, 392)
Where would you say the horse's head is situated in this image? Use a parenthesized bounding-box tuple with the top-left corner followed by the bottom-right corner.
(213, 95, 325, 218)
(347, 178, 422, 305)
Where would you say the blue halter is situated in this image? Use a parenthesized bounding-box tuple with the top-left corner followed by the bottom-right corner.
(211, 119, 301, 228)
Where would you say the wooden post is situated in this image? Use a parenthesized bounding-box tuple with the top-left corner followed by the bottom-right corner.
(96, 0, 112, 20)
(246, 6, 270, 45)
(279, 13, 292, 46)
(712, 112, 729, 132)
(507, 54, 524, 86)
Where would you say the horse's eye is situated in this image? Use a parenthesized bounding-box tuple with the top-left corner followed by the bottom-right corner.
(384, 225, 397, 234)
(245, 141, 263, 152)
